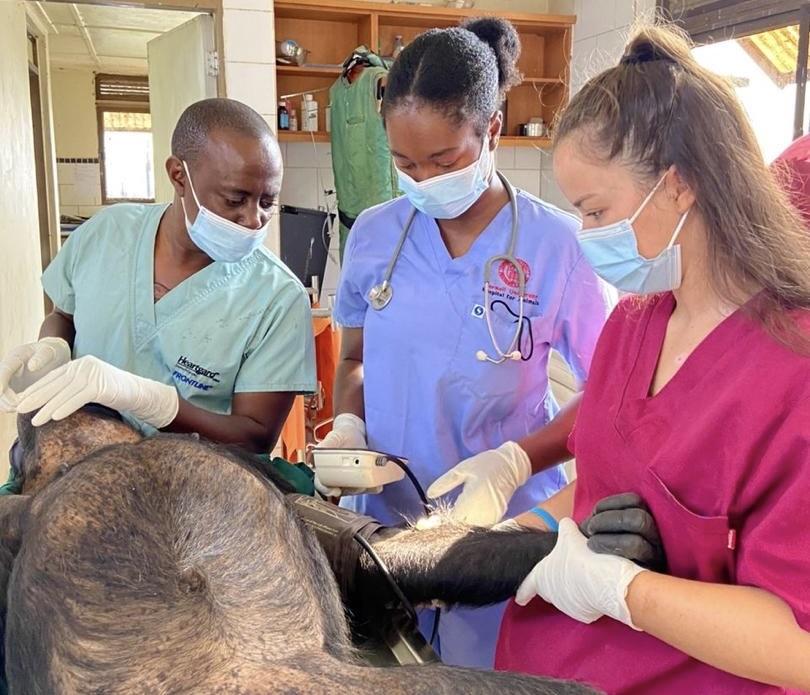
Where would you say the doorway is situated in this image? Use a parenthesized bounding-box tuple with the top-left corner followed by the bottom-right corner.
(28, 1, 219, 255)
(27, 31, 53, 313)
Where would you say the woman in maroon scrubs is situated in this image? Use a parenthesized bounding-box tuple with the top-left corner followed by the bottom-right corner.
(496, 23, 810, 695)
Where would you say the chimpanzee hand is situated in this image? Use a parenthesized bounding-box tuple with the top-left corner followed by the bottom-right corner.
(579, 492, 666, 572)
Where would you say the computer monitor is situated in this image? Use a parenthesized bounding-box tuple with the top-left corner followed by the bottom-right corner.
(279, 205, 335, 291)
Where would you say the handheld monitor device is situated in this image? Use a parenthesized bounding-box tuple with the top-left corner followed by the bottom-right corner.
(312, 449, 407, 490)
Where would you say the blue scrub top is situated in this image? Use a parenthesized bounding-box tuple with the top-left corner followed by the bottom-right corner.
(42, 203, 316, 434)
(335, 189, 612, 524)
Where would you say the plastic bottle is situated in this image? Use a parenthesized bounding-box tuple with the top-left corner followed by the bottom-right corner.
(278, 100, 289, 130)
(302, 93, 319, 132)
(289, 108, 298, 132)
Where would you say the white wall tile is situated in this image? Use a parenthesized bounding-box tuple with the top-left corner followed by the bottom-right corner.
(284, 142, 332, 169)
(60, 205, 80, 216)
(316, 167, 335, 209)
(56, 163, 74, 185)
(495, 145, 515, 170)
(541, 170, 576, 213)
(223, 10, 275, 64)
(635, 0, 658, 19)
(71, 164, 101, 206)
(540, 147, 555, 171)
(281, 167, 319, 209)
(59, 183, 78, 206)
(571, 36, 598, 94)
(265, 215, 281, 256)
(501, 169, 541, 198)
(78, 205, 103, 217)
(514, 145, 543, 170)
(225, 62, 277, 114)
(223, 0, 272, 9)
(596, 27, 629, 66)
(548, 0, 575, 12)
(614, 0, 635, 30)
(573, 0, 603, 42)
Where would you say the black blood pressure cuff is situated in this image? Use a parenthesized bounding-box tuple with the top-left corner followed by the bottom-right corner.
(288, 494, 385, 600)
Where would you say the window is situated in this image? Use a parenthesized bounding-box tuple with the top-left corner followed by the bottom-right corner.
(661, 1, 810, 160)
(693, 24, 802, 161)
(96, 74, 154, 203)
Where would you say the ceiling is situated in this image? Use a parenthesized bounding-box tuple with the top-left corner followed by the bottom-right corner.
(30, 2, 204, 74)
(740, 25, 809, 88)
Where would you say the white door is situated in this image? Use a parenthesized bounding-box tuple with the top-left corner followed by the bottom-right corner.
(148, 15, 217, 203)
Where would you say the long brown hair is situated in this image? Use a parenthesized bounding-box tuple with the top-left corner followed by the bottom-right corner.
(554, 22, 810, 351)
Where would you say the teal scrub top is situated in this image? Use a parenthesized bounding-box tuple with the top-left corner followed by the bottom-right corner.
(42, 203, 316, 434)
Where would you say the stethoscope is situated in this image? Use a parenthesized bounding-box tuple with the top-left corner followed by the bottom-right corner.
(368, 171, 527, 365)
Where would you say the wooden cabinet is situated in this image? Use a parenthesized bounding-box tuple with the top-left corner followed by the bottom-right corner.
(273, 0, 574, 147)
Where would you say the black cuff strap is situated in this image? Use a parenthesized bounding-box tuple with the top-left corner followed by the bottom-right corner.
(289, 494, 384, 600)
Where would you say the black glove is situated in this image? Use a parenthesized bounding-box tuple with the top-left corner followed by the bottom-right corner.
(580, 492, 666, 572)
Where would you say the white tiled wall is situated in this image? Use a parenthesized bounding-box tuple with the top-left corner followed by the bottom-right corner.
(222, 0, 277, 127)
(222, 0, 281, 251)
(569, 0, 657, 94)
(57, 162, 103, 218)
(280, 142, 336, 211)
(499, 142, 569, 211)
(279, 141, 568, 215)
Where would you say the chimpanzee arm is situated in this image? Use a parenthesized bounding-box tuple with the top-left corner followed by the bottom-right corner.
(287, 495, 552, 609)
(359, 521, 556, 608)
(289, 493, 664, 611)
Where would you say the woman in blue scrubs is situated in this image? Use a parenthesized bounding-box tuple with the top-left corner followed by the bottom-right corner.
(0, 99, 315, 453)
(321, 19, 611, 668)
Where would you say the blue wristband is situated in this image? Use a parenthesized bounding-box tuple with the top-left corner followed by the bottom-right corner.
(529, 506, 559, 532)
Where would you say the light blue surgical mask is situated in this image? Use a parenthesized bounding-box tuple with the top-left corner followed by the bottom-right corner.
(396, 138, 492, 219)
(180, 161, 269, 263)
(578, 173, 690, 294)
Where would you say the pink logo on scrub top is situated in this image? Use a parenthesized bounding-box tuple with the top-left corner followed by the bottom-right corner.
(498, 259, 531, 289)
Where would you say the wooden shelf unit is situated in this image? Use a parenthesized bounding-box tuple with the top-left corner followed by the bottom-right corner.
(273, 0, 574, 147)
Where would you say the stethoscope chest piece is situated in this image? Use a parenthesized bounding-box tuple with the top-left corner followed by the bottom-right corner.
(369, 281, 393, 310)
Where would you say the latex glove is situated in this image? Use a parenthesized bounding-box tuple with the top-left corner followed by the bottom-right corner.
(580, 492, 666, 571)
(516, 517, 647, 629)
(0, 337, 71, 411)
(16, 355, 179, 428)
(426, 441, 531, 526)
(317, 413, 368, 450)
(313, 413, 381, 497)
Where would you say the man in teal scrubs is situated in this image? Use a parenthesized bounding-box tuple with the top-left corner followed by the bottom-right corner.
(1, 98, 315, 458)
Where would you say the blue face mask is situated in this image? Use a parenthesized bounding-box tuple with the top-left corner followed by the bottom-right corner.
(180, 161, 269, 263)
(396, 137, 492, 219)
(578, 173, 690, 294)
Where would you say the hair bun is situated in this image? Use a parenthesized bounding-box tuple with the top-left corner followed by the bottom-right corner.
(620, 40, 676, 65)
(462, 17, 522, 92)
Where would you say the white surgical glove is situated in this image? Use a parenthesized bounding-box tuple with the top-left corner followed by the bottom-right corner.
(426, 441, 532, 526)
(16, 355, 179, 428)
(0, 337, 72, 411)
(317, 413, 368, 450)
(313, 413, 381, 497)
(515, 517, 647, 629)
